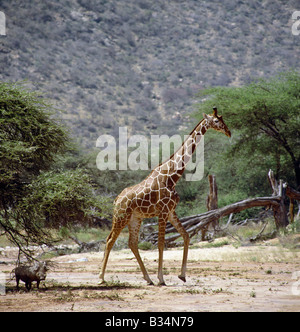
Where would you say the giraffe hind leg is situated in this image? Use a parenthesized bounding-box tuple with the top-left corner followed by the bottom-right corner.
(99, 221, 126, 284)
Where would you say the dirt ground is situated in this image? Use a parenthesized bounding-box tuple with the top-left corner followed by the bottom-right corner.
(1, 237, 300, 312)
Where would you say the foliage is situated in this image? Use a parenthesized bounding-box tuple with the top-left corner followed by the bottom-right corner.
(195, 71, 300, 203)
(0, 81, 68, 208)
(21, 169, 110, 228)
(0, 82, 112, 257)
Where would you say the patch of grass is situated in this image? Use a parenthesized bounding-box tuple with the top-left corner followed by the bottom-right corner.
(171, 288, 200, 295)
(99, 276, 142, 290)
(202, 239, 229, 248)
(278, 233, 300, 250)
(54, 289, 75, 303)
(202, 287, 226, 295)
(73, 227, 106, 243)
(138, 241, 153, 250)
(0, 235, 12, 247)
(171, 287, 228, 295)
(55, 288, 124, 302)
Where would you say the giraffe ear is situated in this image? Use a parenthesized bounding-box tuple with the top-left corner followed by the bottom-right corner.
(203, 113, 209, 120)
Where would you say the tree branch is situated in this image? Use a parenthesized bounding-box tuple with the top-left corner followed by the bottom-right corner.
(144, 196, 281, 245)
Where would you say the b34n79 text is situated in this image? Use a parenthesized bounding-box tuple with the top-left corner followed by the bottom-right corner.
(149, 316, 193, 327)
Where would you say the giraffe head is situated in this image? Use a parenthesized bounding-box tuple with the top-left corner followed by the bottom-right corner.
(203, 107, 231, 137)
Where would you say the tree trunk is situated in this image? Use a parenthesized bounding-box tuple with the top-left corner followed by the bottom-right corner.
(202, 175, 218, 240)
(268, 170, 288, 228)
(206, 174, 218, 211)
(294, 160, 300, 191)
(286, 184, 300, 223)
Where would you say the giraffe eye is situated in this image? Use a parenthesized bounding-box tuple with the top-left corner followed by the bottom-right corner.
(214, 119, 219, 123)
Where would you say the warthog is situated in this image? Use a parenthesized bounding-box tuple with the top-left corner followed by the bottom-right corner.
(14, 261, 49, 291)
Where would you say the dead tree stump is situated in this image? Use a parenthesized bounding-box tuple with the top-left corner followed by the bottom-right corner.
(268, 170, 289, 229)
(286, 185, 300, 223)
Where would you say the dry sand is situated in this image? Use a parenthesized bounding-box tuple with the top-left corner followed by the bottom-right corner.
(1, 237, 300, 312)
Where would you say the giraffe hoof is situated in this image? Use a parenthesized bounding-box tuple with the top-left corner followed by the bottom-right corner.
(158, 281, 166, 286)
(147, 280, 154, 286)
(178, 275, 186, 282)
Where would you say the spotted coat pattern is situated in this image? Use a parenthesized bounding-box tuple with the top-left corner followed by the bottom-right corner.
(99, 108, 231, 285)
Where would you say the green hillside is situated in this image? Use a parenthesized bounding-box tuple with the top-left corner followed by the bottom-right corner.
(0, 0, 299, 148)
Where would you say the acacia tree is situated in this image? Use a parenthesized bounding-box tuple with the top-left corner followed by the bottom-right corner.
(0, 82, 110, 258)
(197, 71, 300, 192)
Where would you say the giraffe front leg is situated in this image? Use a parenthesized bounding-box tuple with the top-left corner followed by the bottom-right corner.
(169, 212, 190, 282)
(128, 217, 154, 286)
(157, 215, 167, 286)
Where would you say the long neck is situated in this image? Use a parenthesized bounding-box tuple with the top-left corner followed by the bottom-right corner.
(155, 119, 208, 186)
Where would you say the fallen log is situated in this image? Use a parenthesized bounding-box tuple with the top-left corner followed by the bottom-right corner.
(144, 196, 282, 245)
(69, 235, 105, 253)
(143, 169, 300, 246)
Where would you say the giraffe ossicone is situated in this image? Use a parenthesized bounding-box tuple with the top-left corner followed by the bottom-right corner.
(99, 107, 231, 286)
